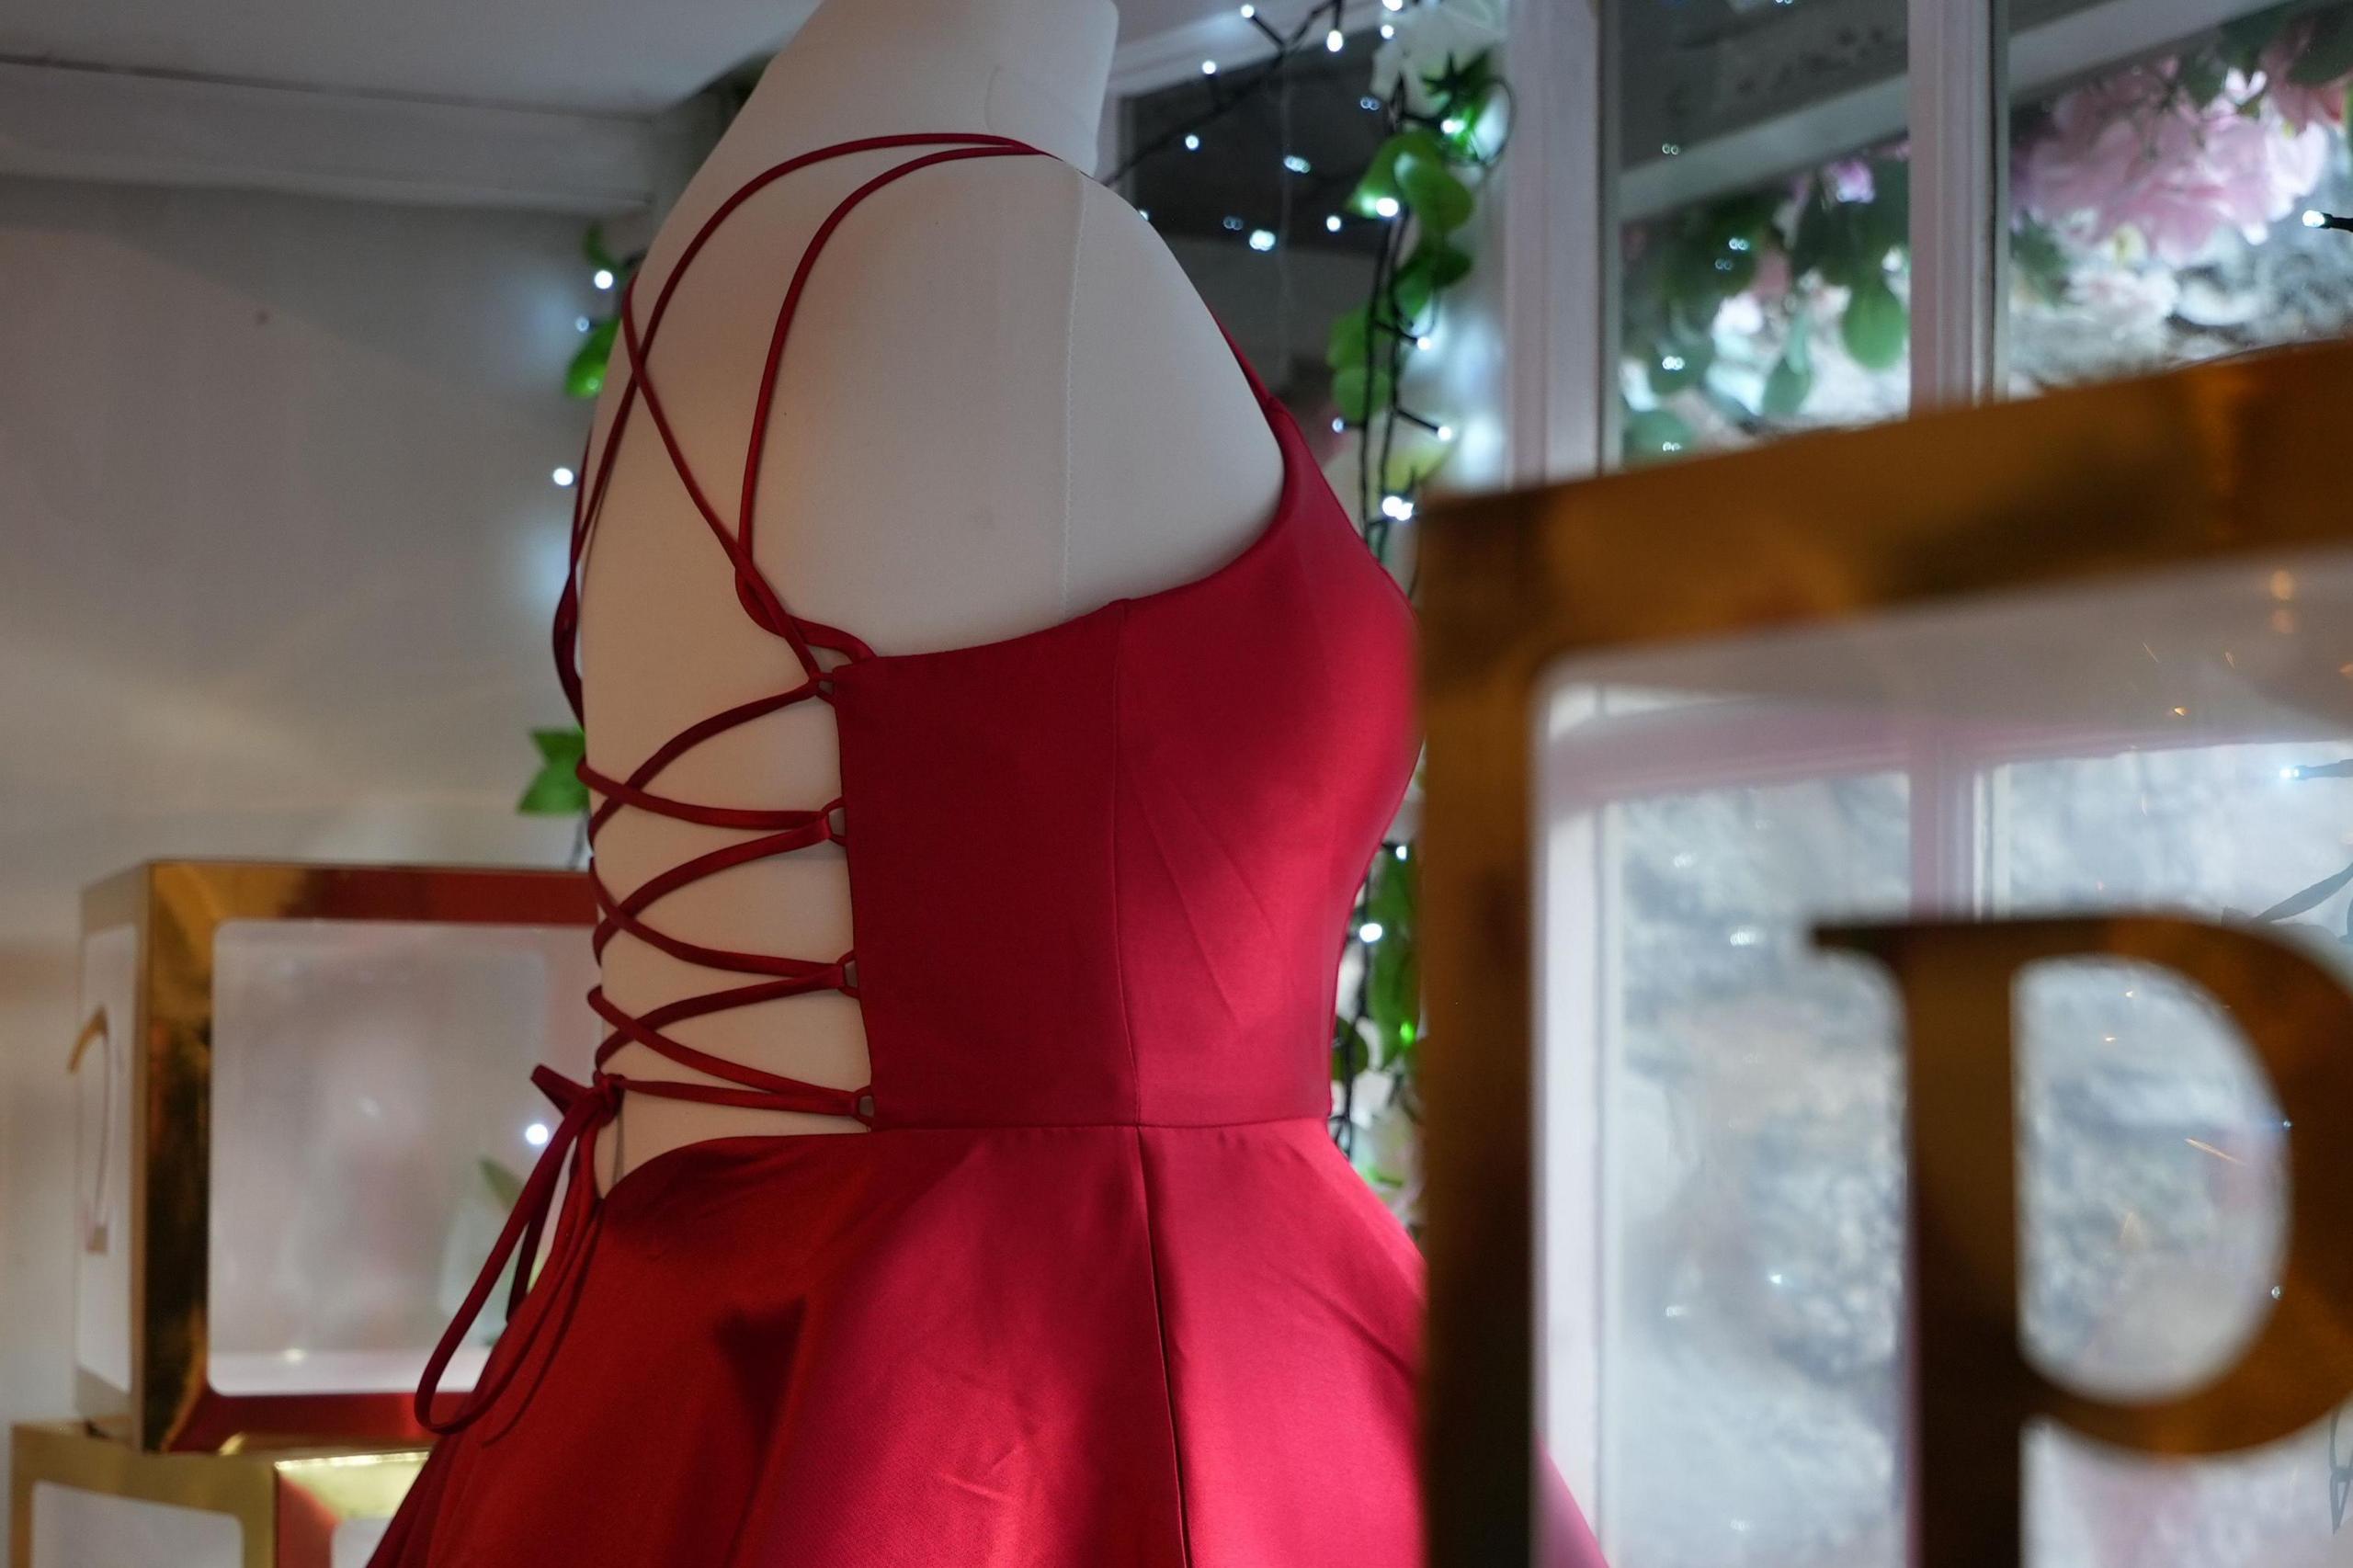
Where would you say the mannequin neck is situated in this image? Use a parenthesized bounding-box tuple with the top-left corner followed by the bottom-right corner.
(726, 0, 1119, 171)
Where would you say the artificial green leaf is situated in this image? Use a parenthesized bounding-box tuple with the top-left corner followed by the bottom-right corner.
(532, 726, 585, 765)
(2292, 6, 2353, 84)
(1623, 406, 1696, 464)
(1702, 191, 1781, 251)
(1333, 364, 1395, 425)
(2221, 2, 2295, 70)
(1409, 237, 1475, 290)
(1790, 183, 1836, 278)
(2011, 218, 2073, 305)
(1326, 305, 1372, 371)
(1367, 851, 1415, 933)
(565, 317, 618, 400)
(1661, 238, 1735, 313)
(1644, 336, 1713, 397)
(2178, 50, 2229, 108)
(479, 1157, 525, 1211)
(1383, 446, 1449, 494)
(1841, 275, 1907, 370)
(1349, 128, 1451, 218)
(1390, 267, 1437, 324)
(518, 726, 589, 816)
(1423, 47, 1495, 118)
(1862, 159, 1910, 254)
(1760, 315, 1813, 419)
(1394, 150, 1474, 233)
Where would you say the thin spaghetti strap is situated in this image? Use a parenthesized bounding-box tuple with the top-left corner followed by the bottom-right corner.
(551, 132, 1054, 707)
(421, 132, 1058, 1439)
(739, 143, 1052, 579)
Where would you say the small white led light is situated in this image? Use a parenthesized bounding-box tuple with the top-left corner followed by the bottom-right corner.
(1284, 154, 1312, 174)
(1201, 59, 1219, 75)
(1332, 416, 1347, 433)
(1437, 424, 1457, 442)
(525, 1121, 552, 1147)
(1381, 23, 1396, 37)
(1326, 28, 1345, 51)
(1415, 335, 1435, 351)
(1441, 116, 1464, 134)
(592, 268, 616, 290)
(551, 466, 576, 488)
(1248, 229, 1278, 252)
(1373, 196, 1402, 219)
(1358, 921, 1386, 943)
(574, 315, 592, 333)
(1185, 133, 1202, 152)
(2305, 208, 2328, 228)
(1380, 494, 1415, 521)
(1239, 3, 1256, 15)
(1324, 214, 1344, 233)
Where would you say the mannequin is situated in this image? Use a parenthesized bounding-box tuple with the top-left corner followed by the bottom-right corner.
(577, 0, 1287, 1187)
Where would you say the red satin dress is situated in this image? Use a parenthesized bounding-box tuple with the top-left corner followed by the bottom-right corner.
(370, 133, 1597, 1567)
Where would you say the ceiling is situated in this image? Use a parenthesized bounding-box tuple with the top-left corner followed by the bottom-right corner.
(0, 0, 1226, 115)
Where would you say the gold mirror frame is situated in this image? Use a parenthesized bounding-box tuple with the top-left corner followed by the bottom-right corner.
(1418, 341, 2353, 1566)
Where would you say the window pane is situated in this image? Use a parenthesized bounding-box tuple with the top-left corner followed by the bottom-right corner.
(1619, 0, 1909, 463)
(1601, 771, 1913, 1564)
(2008, 0, 2353, 392)
(1538, 551, 2353, 1565)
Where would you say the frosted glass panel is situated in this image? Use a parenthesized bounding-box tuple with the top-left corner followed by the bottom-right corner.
(1538, 551, 2353, 1567)
(210, 919, 597, 1394)
(30, 1483, 242, 1568)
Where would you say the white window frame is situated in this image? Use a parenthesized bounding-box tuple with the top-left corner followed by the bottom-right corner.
(1501, 0, 2301, 483)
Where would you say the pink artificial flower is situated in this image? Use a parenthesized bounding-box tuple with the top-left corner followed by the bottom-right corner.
(1825, 157, 1875, 203)
(2017, 62, 2330, 266)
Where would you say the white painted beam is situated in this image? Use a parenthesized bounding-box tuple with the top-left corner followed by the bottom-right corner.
(1909, 0, 2008, 410)
(1501, 0, 1611, 485)
(0, 60, 716, 215)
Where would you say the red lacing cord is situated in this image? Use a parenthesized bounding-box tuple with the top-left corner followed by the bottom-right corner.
(416, 132, 1052, 1437)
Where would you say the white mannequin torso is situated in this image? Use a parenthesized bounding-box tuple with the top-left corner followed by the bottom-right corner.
(576, 0, 1285, 1187)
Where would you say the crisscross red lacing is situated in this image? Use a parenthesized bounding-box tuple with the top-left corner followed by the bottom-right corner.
(415, 132, 1053, 1436)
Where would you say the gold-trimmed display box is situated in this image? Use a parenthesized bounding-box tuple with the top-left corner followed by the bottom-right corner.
(10, 1421, 426, 1568)
(74, 860, 597, 1451)
(1419, 341, 2353, 1567)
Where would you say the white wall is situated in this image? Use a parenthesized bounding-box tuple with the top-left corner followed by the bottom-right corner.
(0, 175, 586, 1551)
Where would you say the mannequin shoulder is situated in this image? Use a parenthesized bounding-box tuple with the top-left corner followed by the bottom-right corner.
(803, 157, 1275, 446)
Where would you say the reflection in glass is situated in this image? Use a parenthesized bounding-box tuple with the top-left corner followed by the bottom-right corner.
(1540, 557, 2353, 1565)
(210, 920, 599, 1394)
(2009, 2, 2353, 392)
(1618, 0, 1909, 460)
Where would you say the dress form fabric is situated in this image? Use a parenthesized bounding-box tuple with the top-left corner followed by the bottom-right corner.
(577, 0, 1284, 1186)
